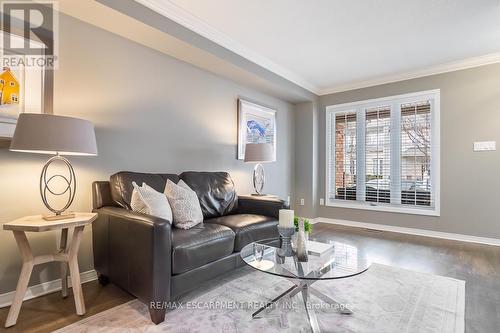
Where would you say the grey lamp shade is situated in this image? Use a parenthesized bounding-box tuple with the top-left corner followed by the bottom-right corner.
(244, 143, 274, 163)
(10, 113, 98, 156)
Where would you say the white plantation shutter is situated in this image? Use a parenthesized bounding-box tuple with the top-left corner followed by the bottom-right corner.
(328, 111, 357, 201)
(400, 101, 433, 207)
(326, 90, 440, 216)
(365, 106, 391, 204)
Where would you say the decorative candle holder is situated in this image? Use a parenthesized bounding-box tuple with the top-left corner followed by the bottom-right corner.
(278, 226, 295, 257)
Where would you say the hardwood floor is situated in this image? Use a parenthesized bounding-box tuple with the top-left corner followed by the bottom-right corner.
(0, 280, 133, 333)
(1, 222, 499, 332)
(311, 223, 500, 333)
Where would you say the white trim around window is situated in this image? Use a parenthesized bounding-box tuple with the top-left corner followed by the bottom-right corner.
(325, 89, 440, 216)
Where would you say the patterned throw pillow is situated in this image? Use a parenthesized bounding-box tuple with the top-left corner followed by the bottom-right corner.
(164, 179, 203, 229)
(130, 182, 173, 221)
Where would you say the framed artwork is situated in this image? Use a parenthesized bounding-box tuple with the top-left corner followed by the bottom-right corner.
(237, 98, 277, 160)
(0, 35, 45, 139)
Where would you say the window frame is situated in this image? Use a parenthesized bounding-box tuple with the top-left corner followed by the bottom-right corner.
(325, 89, 440, 216)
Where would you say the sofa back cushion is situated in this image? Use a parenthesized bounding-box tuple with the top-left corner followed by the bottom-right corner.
(110, 171, 179, 209)
(179, 171, 238, 218)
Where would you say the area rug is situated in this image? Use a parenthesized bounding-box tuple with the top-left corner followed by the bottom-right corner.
(54, 264, 465, 333)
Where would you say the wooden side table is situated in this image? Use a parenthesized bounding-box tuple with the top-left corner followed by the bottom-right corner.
(3, 213, 98, 328)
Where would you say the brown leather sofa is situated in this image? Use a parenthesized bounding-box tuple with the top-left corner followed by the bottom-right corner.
(91, 171, 285, 324)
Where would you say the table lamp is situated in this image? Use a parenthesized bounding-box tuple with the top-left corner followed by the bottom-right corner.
(10, 113, 97, 220)
(244, 143, 274, 195)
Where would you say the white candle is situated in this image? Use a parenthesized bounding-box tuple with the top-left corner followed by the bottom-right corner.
(279, 209, 294, 228)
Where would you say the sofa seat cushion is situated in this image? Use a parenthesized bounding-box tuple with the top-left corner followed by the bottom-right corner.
(205, 214, 279, 251)
(172, 223, 235, 275)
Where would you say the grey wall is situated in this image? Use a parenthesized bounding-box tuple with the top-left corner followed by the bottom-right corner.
(316, 64, 500, 238)
(0, 14, 295, 294)
(293, 102, 318, 218)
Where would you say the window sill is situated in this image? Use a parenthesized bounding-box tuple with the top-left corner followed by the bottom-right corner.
(325, 200, 440, 217)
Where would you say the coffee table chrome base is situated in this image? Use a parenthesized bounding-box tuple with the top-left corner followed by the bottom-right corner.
(252, 278, 352, 333)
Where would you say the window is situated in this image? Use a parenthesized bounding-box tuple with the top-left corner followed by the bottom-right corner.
(326, 90, 440, 216)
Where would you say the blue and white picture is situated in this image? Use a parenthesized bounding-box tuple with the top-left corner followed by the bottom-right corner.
(238, 99, 276, 160)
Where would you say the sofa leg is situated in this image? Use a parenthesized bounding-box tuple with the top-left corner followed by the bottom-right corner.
(149, 307, 166, 325)
(97, 274, 109, 286)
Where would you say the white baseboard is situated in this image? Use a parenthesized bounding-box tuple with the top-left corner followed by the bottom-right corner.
(313, 217, 500, 247)
(0, 270, 97, 308)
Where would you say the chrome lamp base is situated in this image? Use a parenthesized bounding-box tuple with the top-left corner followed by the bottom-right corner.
(40, 154, 76, 220)
(252, 163, 265, 195)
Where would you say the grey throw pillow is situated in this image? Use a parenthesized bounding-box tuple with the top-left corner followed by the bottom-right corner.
(164, 179, 203, 229)
(130, 182, 173, 221)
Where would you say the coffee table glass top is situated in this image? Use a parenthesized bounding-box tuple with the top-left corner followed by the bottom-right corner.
(240, 238, 371, 280)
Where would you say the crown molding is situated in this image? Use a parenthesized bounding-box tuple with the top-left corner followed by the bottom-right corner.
(134, 0, 321, 94)
(318, 52, 500, 95)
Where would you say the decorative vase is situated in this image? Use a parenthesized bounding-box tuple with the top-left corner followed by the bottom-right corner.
(292, 232, 309, 249)
(296, 218, 308, 262)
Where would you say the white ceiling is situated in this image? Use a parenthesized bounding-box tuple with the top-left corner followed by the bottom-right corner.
(137, 0, 500, 95)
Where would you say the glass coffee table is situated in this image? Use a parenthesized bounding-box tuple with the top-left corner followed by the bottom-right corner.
(240, 238, 371, 333)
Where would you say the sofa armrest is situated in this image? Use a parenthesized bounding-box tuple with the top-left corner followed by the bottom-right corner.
(92, 206, 172, 323)
(237, 195, 287, 218)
